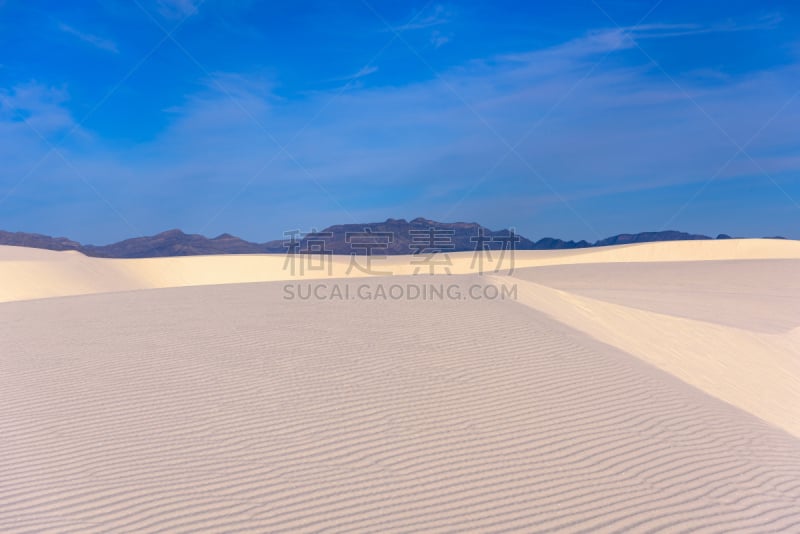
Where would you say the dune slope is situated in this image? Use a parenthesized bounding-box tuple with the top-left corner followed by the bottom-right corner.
(1, 238, 799, 303)
(2, 279, 800, 532)
(500, 270, 800, 439)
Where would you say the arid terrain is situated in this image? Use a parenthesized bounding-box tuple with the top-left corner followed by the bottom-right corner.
(2, 239, 799, 532)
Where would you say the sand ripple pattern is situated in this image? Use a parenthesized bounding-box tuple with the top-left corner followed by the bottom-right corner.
(2, 279, 800, 532)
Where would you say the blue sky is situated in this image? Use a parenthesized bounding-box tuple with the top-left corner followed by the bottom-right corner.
(1, 0, 798, 243)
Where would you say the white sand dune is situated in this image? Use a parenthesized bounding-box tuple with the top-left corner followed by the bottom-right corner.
(1, 238, 799, 303)
(2, 240, 800, 531)
(514, 260, 800, 333)
(502, 268, 800, 438)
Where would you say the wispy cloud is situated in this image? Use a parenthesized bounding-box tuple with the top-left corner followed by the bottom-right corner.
(57, 22, 118, 53)
(382, 4, 455, 50)
(502, 16, 784, 65)
(156, 0, 201, 19)
(430, 30, 450, 49)
(620, 14, 782, 39)
(0, 83, 75, 136)
(352, 65, 379, 79)
(2, 15, 798, 241)
(393, 4, 452, 32)
(325, 65, 379, 84)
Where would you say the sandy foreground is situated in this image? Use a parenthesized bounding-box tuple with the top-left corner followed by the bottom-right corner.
(1, 239, 800, 532)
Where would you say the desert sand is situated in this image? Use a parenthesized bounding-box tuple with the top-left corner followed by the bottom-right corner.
(1, 238, 800, 303)
(2, 239, 800, 532)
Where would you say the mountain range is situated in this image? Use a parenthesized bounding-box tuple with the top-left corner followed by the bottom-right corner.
(0, 217, 778, 258)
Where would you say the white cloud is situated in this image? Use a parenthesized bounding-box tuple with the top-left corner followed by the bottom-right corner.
(156, 0, 201, 19)
(1, 21, 798, 241)
(430, 30, 450, 49)
(0, 83, 75, 136)
(394, 4, 452, 32)
(325, 65, 379, 84)
(501, 17, 784, 64)
(57, 22, 118, 53)
(384, 3, 455, 51)
(351, 65, 379, 79)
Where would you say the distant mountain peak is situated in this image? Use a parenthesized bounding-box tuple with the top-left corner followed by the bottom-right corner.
(0, 221, 790, 258)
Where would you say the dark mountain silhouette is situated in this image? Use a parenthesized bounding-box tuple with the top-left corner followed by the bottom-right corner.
(0, 230, 82, 252)
(593, 231, 711, 247)
(0, 219, 787, 258)
(530, 237, 592, 250)
(81, 229, 284, 258)
(282, 217, 537, 255)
